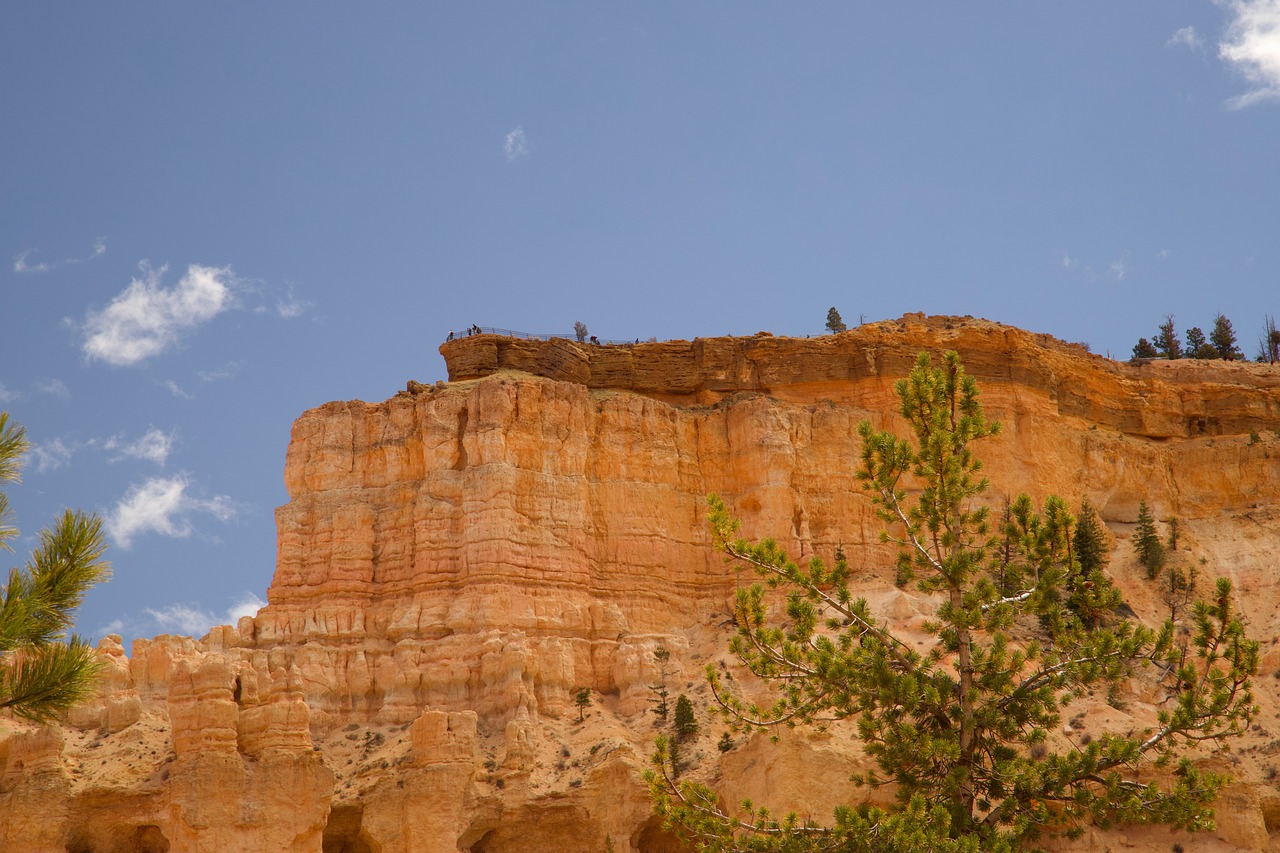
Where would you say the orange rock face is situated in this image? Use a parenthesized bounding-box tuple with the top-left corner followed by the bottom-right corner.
(3, 315, 1280, 852)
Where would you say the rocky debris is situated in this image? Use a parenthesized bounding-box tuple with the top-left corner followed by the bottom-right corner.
(3, 315, 1280, 851)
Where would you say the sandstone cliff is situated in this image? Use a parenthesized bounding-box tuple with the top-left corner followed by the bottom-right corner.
(3, 314, 1280, 852)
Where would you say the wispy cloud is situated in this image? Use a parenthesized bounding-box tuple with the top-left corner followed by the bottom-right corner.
(82, 263, 236, 366)
(275, 287, 310, 319)
(147, 594, 265, 636)
(36, 378, 70, 400)
(101, 592, 266, 640)
(504, 126, 530, 162)
(1219, 0, 1280, 108)
(32, 438, 75, 472)
(1060, 253, 1076, 270)
(0, 384, 18, 404)
(106, 475, 235, 548)
(1167, 25, 1204, 51)
(1157, 249, 1170, 260)
(197, 363, 238, 383)
(164, 380, 194, 400)
(105, 427, 174, 466)
(1107, 255, 1129, 281)
(14, 237, 107, 274)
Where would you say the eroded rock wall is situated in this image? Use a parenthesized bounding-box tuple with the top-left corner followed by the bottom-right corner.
(4, 316, 1280, 852)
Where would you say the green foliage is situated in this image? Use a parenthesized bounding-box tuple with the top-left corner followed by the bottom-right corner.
(1161, 561, 1198, 624)
(650, 647, 672, 720)
(574, 686, 591, 722)
(0, 412, 112, 723)
(718, 732, 734, 752)
(826, 307, 847, 334)
(1132, 338, 1158, 360)
(1155, 315, 1182, 360)
(1184, 328, 1217, 360)
(1133, 502, 1166, 580)
(674, 693, 698, 741)
(1072, 499, 1108, 575)
(1210, 314, 1243, 360)
(647, 353, 1257, 852)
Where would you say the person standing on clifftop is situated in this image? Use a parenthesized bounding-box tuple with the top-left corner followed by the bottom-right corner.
(447, 331, 454, 341)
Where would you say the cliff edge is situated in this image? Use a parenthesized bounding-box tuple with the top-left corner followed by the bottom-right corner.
(3, 315, 1279, 853)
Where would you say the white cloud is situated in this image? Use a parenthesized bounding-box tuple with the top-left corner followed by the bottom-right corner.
(32, 438, 75, 472)
(227, 593, 266, 622)
(36, 378, 70, 400)
(275, 287, 310, 319)
(83, 263, 236, 366)
(142, 592, 265, 638)
(13, 251, 49, 274)
(145, 603, 221, 636)
(197, 364, 236, 383)
(1219, 0, 1280, 108)
(97, 618, 126, 637)
(105, 427, 174, 466)
(13, 237, 107, 274)
(1107, 256, 1128, 281)
(0, 384, 17, 404)
(106, 475, 235, 548)
(1167, 25, 1204, 51)
(504, 126, 529, 162)
(164, 380, 194, 400)
(1060, 253, 1075, 269)
(1157, 248, 1170, 260)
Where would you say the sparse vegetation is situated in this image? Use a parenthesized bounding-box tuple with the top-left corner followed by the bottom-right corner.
(648, 352, 1257, 852)
(1133, 501, 1166, 580)
(673, 694, 698, 741)
(649, 647, 672, 720)
(1211, 314, 1243, 360)
(1155, 315, 1183, 360)
(825, 307, 847, 334)
(1132, 337, 1158, 360)
(1258, 315, 1279, 364)
(573, 686, 591, 722)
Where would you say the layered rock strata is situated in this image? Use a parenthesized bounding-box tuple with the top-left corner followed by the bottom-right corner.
(3, 315, 1280, 852)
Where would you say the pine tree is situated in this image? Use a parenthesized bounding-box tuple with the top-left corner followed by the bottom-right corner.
(673, 694, 698, 741)
(1154, 315, 1182, 359)
(1210, 314, 1243, 360)
(649, 647, 672, 720)
(648, 352, 1256, 853)
(1066, 499, 1118, 629)
(0, 413, 111, 722)
(1133, 501, 1166, 580)
(826, 307, 847, 334)
(1184, 327, 1216, 360)
(1131, 338, 1158, 360)
(1161, 561, 1197, 624)
(1072, 499, 1107, 575)
(574, 686, 591, 722)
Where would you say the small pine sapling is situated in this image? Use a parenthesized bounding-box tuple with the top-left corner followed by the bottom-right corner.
(573, 686, 591, 722)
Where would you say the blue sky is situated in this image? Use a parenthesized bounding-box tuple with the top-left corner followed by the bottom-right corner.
(2, 3, 1278, 645)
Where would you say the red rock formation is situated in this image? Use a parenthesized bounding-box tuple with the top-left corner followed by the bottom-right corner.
(3, 315, 1280, 852)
